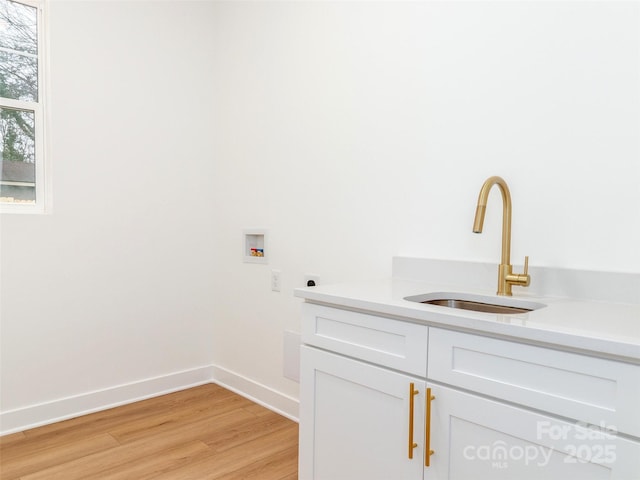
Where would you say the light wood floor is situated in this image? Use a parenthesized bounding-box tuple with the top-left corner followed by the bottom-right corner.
(0, 384, 298, 480)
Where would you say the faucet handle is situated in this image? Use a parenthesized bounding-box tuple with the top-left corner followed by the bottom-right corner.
(517, 256, 531, 287)
(506, 256, 531, 289)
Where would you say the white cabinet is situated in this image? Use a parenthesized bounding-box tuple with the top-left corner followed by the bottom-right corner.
(429, 383, 640, 480)
(299, 304, 640, 480)
(299, 303, 430, 479)
(299, 346, 426, 480)
(428, 328, 640, 438)
(301, 303, 428, 377)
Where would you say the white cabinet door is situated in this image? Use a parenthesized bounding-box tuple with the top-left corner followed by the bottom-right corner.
(428, 328, 640, 438)
(299, 345, 426, 480)
(428, 384, 640, 480)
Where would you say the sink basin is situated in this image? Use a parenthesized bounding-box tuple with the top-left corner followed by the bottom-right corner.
(421, 298, 531, 314)
(404, 292, 546, 315)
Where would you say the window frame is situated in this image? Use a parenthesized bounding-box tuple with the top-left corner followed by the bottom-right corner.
(1, 0, 49, 214)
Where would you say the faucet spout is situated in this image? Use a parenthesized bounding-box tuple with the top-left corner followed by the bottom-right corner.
(473, 176, 512, 266)
(473, 176, 529, 296)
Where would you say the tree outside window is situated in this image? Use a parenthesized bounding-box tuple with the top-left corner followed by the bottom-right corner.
(1, 0, 43, 208)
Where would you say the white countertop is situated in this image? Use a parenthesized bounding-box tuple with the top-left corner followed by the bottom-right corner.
(294, 274, 640, 363)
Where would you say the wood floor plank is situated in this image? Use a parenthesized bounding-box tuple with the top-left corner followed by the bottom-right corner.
(214, 444, 299, 480)
(204, 411, 294, 454)
(109, 391, 254, 444)
(0, 433, 119, 480)
(17, 412, 249, 480)
(0, 432, 26, 448)
(150, 421, 299, 480)
(20, 384, 230, 443)
(0, 384, 298, 480)
(18, 439, 211, 480)
(115, 406, 259, 455)
(86, 441, 212, 480)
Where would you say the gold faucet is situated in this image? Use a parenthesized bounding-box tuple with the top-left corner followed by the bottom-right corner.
(473, 176, 530, 296)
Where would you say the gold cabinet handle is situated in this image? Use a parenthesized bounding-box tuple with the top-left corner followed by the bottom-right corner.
(408, 383, 419, 459)
(425, 387, 435, 467)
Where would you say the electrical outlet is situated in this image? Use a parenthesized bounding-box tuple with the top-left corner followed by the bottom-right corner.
(304, 273, 320, 287)
(271, 269, 281, 292)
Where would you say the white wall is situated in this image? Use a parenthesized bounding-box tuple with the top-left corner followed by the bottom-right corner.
(209, 1, 640, 403)
(0, 1, 220, 430)
(1, 1, 638, 430)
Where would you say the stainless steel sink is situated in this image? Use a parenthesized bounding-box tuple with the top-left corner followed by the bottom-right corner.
(404, 292, 546, 315)
(421, 298, 531, 314)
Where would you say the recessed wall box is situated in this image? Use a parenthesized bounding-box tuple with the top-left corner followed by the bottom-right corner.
(243, 229, 268, 264)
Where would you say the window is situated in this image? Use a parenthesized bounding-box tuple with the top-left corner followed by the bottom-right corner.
(0, 0, 46, 212)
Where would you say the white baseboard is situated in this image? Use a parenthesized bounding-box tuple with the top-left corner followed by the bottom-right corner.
(0, 366, 214, 436)
(0, 364, 300, 436)
(211, 365, 299, 423)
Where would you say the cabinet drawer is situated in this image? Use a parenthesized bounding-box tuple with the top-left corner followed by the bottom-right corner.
(428, 328, 640, 438)
(302, 303, 428, 377)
